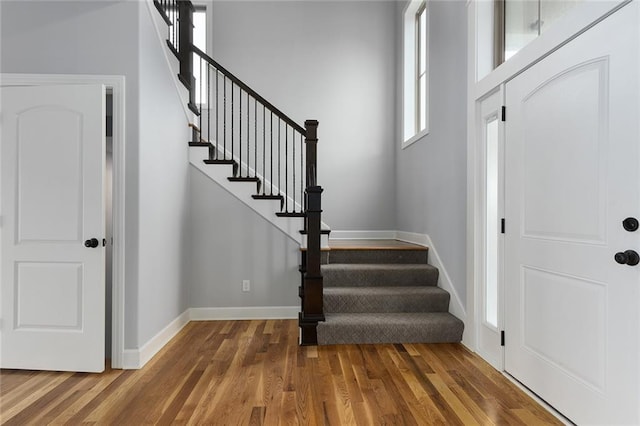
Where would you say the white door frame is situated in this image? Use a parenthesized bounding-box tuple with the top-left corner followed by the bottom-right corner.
(465, 0, 631, 355)
(0, 73, 126, 369)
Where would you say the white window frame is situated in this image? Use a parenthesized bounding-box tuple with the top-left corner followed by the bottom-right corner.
(402, 0, 430, 149)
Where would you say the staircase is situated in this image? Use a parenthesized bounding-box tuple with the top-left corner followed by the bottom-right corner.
(317, 240, 464, 345)
(152, 0, 463, 346)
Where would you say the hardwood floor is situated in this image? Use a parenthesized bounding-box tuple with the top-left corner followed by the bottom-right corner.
(1, 320, 561, 425)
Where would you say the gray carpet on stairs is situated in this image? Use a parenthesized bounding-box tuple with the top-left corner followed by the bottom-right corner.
(316, 243, 464, 345)
(317, 312, 464, 345)
(328, 249, 428, 264)
(324, 286, 450, 313)
(322, 264, 439, 287)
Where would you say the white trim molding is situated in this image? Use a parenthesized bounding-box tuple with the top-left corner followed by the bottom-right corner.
(0, 73, 127, 369)
(122, 310, 191, 369)
(189, 306, 299, 321)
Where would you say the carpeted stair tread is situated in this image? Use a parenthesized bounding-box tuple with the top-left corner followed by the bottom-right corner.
(324, 286, 450, 313)
(317, 312, 464, 345)
(328, 248, 428, 264)
(322, 263, 439, 287)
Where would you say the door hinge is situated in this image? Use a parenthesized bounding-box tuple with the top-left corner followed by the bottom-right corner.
(501, 106, 506, 121)
(501, 330, 505, 346)
(501, 218, 505, 234)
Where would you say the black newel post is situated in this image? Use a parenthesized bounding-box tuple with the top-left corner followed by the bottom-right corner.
(178, 0, 195, 110)
(300, 120, 324, 345)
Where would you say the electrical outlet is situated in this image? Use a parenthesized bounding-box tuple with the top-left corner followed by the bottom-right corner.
(242, 280, 250, 292)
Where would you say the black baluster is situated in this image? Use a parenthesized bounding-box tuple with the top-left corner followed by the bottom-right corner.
(215, 68, 219, 159)
(270, 111, 274, 196)
(293, 128, 296, 212)
(231, 80, 235, 160)
(239, 87, 242, 175)
(300, 131, 304, 212)
(207, 64, 210, 151)
(223, 75, 226, 160)
(278, 119, 281, 204)
(262, 106, 266, 195)
(285, 124, 289, 212)
(254, 99, 257, 178)
(247, 92, 250, 178)
(198, 56, 203, 135)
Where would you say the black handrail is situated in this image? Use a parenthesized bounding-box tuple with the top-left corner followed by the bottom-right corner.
(191, 46, 306, 135)
(154, 0, 323, 345)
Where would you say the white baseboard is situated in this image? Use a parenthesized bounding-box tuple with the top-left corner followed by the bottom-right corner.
(121, 309, 190, 369)
(330, 230, 397, 240)
(395, 231, 467, 323)
(189, 306, 299, 321)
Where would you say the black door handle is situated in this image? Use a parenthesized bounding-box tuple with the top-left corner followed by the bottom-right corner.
(622, 217, 639, 232)
(84, 238, 99, 248)
(614, 250, 640, 266)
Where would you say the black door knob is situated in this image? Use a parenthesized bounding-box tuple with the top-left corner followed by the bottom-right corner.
(84, 238, 99, 248)
(614, 250, 640, 266)
(622, 217, 639, 232)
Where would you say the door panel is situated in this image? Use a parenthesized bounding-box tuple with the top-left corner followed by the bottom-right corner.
(17, 107, 84, 242)
(504, 3, 640, 424)
(1, 84, 106, 373)
(521, 60, 607, 244)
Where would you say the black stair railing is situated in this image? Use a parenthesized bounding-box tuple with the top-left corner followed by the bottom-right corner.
(153, 0, 324, 344)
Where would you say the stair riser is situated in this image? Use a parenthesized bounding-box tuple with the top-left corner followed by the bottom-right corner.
(318, 327, 463, 345)
(324, 292, 450, 314)
(322, 267, 439, 288)
(328, 249, 427, 265)
(317, 315, 464, 345)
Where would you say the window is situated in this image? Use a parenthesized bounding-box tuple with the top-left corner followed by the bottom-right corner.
(416, 2, 428, 133)
(495, 0, 583, 66)
(193, 5, 207, 104)
(402, 0, 429, 148)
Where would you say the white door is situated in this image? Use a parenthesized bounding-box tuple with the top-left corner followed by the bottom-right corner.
(504, 3, 640, 425)
(1, 84, 106, 373)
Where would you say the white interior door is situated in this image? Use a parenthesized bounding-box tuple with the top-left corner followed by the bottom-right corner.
(1, 84, 106, 373)
(504, 3, 640, 424)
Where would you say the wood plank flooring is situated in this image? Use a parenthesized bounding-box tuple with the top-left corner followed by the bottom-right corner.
(0, 320, 562, 425)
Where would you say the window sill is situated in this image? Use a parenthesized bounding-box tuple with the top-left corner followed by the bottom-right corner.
(401, 128, 429, 149)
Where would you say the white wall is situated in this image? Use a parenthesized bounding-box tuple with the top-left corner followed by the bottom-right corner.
(187, 167, 300, 309)
(137, 2, 191, 347)
(395, 1, 469, 304)
(209, 1, 398, 231)
(0, 0, 190, 351)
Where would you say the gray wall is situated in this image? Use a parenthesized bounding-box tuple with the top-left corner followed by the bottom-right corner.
(395, 1, 468, 304)
(187, 167, 300, 309)
(0, 1, 190, 350)
(209, 1, 398, 231)
(137, 3, 191, 346)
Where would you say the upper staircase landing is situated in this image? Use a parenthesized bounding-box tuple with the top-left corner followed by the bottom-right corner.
(325, 239, 428, 264)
